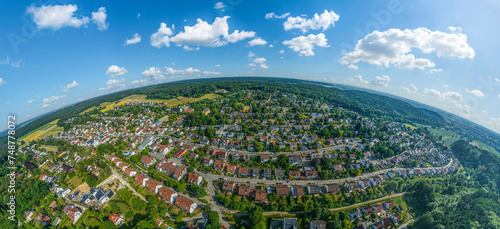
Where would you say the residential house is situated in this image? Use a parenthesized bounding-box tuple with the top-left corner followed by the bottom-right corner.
(158, 187, 178, 203)
(175, 195, 197, 214)
(187, 173, 203, 186)
(109, 213, 124, 226)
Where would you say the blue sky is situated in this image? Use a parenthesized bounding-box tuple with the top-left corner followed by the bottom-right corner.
(1, 0, 500, 133)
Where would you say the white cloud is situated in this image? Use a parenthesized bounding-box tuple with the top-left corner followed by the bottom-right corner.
(347, 75, 390, 87)
(43, 95, 67, 104)
(91, 7, 108, 31)
(137, 13, 141, 19)
(99, 78, 125, 91)
(125, 33, 141, 46)
(348, 75, 369, 85)
(282, 33, 329, 56)
(495, 78, 500, 82)
(399, 84, 418, 93)
(226, 30, 255, 43)
(152, 17, 255, 49)
(279, 50, 284, 54)
(0, 78, 5, 86)
(214, 2, 225, 11)
(150, 23, 174, 48)
(251, 57, 269, 69)
(26, 4, 90, 30)
(265, 12, 290, 19)
(142, 67, 164, 81)
(215, 64, 220, 67)
(269, 44, 274, 48)
(253, 57, 266, 64)
(248, 51, 255, 58)
(340, 27, 475, 70)
(131, 79, 148, 87)
(369, 75, 390, 87)
(248, 37, 267, 46)
(27, 99, 35, 104)
(63, 81, 79, 92)
(429, 68, 443, 74)
(203, 71, 221, 75)
(106, 65, 128, 77)
(424, 88, 463, 102)
(283, 10, 340, 33)
(347, 64, 358, 70)
(466, 89, 485, 97)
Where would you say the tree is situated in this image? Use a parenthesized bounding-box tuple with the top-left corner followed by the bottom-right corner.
(130, 155, 139, 163)
(249, 211, 266, 229)
(176, 183, 185, 192)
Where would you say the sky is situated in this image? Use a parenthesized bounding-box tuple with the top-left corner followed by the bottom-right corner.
(1, 0, 500, 133)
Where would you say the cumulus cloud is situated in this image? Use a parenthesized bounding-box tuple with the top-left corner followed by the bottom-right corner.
(142, 67, 164, 81)
(150, 23, 174, 48)
(248, 37, 267, 46)
(248, 51, 255, 58)
(283, 10, 340, 33)
(424, 88, 463, 102)
(347, 64, 358, 70)
(283, 33, 329, 56)
(369, 75, 390, 87)
(125, 33, 141, 46)
(466, 89, 485, 97)
(399, 84, 418, 93)
(429, 68, 443, 74)
(91, 7, 108, 31)
(214, 2, 225, 11)
(227, 30, 255, 43)
(340, 27, 475, 70)
(43, 95, 67, 106)
(279, 50, 284, 54)
(26, 4, 90, 30)
(0, 78, 5, 86)
(265, 12, 290, 19)
(494, 78, 500, 82)
(106, 65, 128, 77)
(151, 17, 255, 49)
(27, 99, 35, 104)
(347, 75, 390, 87)
(250, 57, 269, 69)
(99, 78, 125, 91)
(63, 81, 79, 92)
(348, 75, 369, 85)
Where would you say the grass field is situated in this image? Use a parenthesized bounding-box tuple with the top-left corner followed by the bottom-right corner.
(79, 106, 96, 115)
(41, 145, 58, 152)
(100, 101, 127, 113)
(419, 126, 463, 145)
(404, 123, 417, 130)
(473, 140, 500, 158)
(119, 93, 220, 108)
(67, 176, 85, 188)
(19, 119, 64, 143)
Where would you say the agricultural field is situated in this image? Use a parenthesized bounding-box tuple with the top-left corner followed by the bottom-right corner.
(19, 119, 64, 143)
(119, 93, 220, 108)
(79, 106, 96, 115)
(418, 125, 463, 145)
(100, 101, 127, 113)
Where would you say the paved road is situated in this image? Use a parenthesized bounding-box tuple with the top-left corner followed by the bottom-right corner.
(110, 166, 148, 203)
(398, 215, 422, 229)
(199, 158, 454, 186)
(193, 166, 232, 229)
